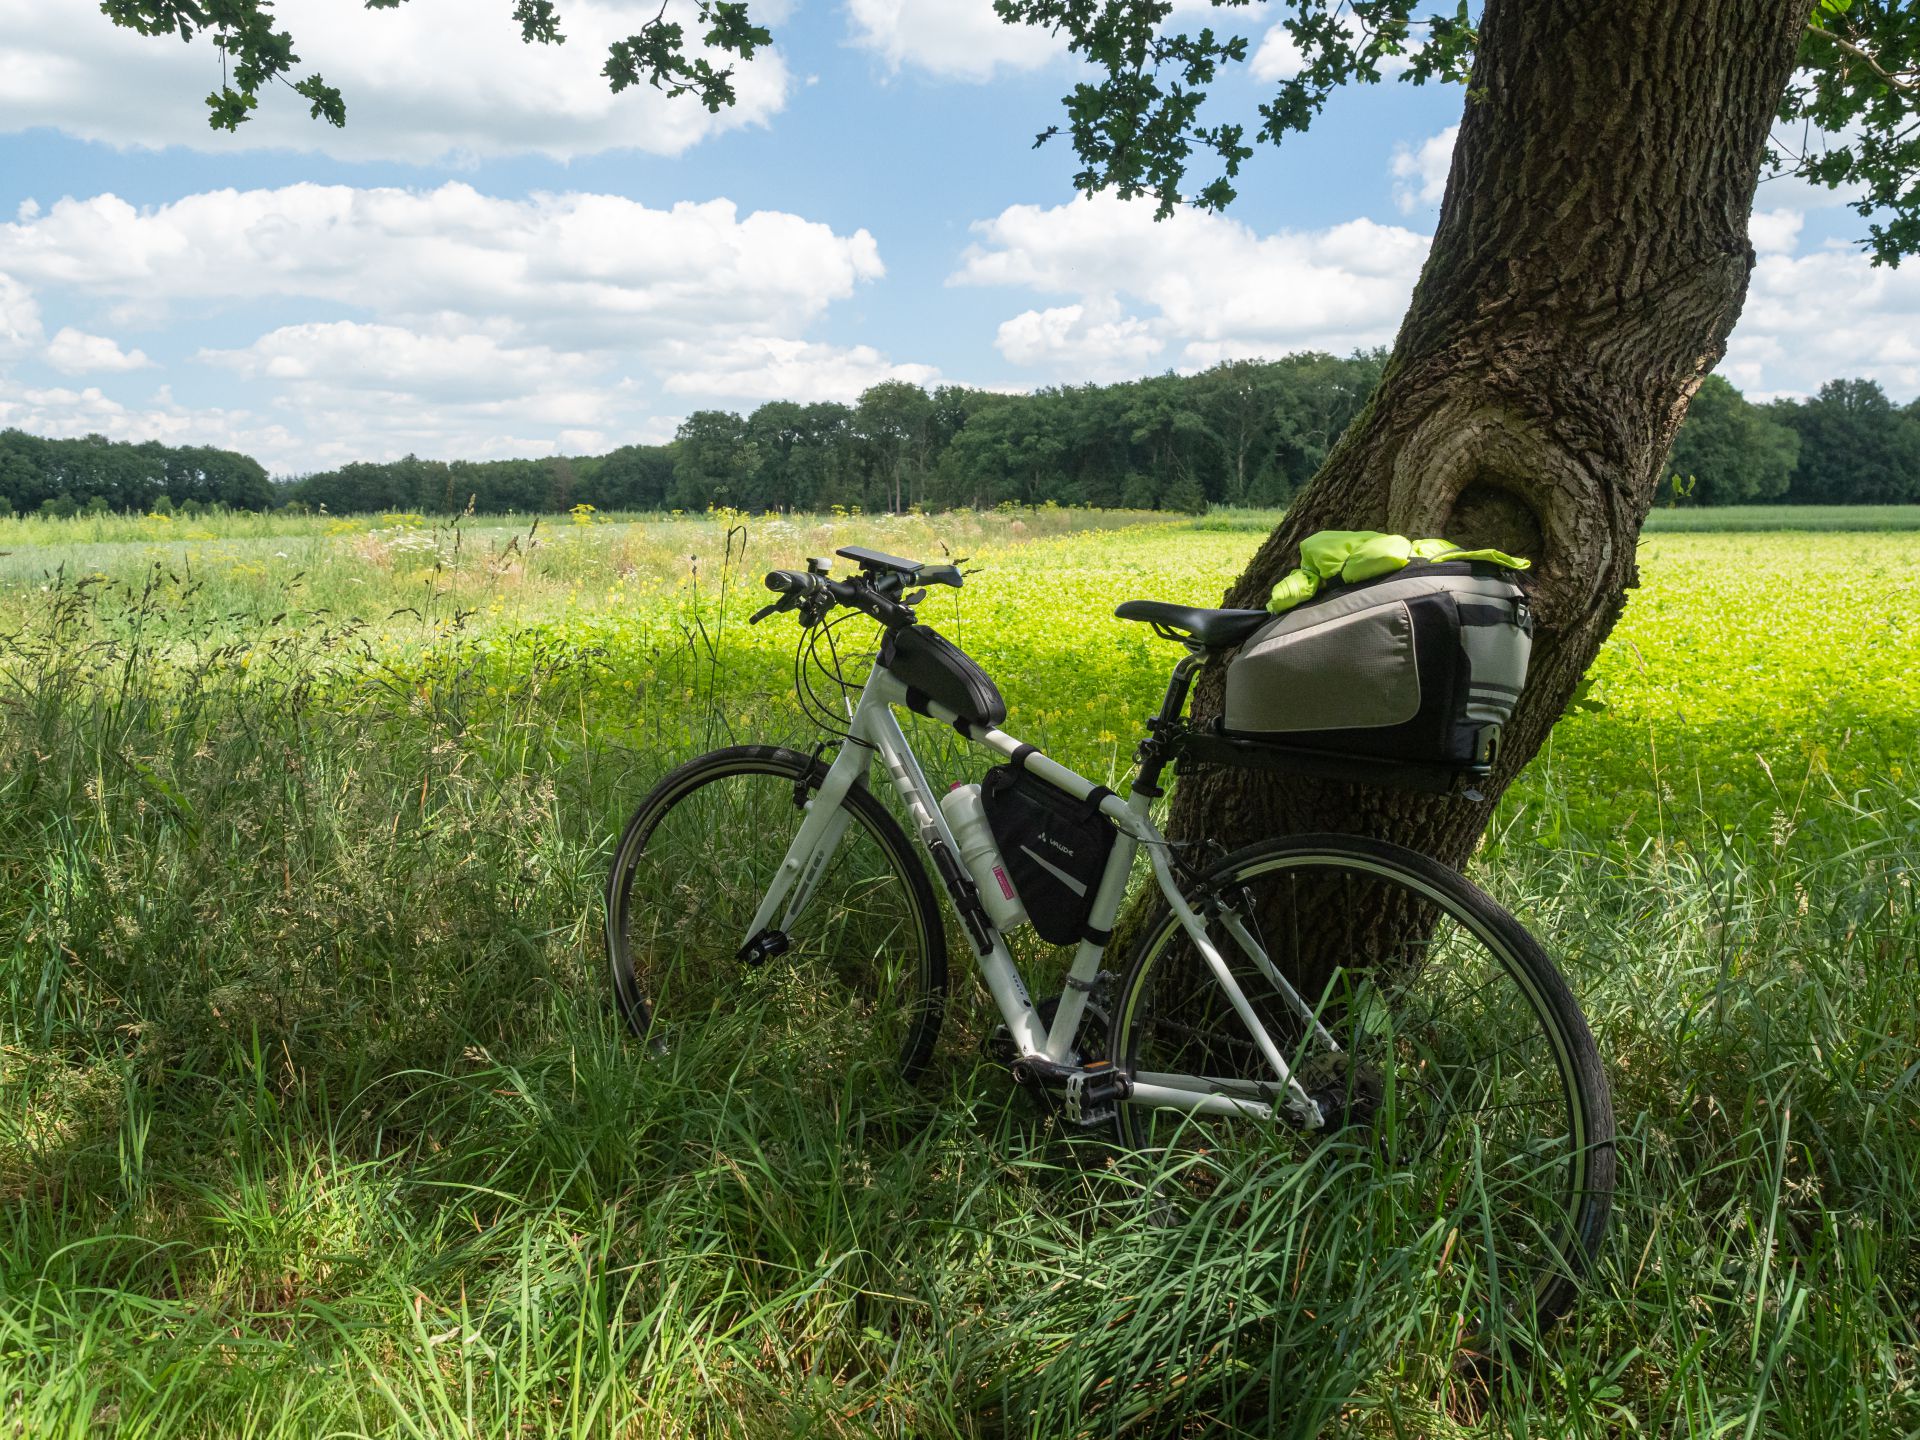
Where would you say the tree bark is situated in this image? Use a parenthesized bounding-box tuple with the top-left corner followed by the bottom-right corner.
(1165, 0, 1813, 872)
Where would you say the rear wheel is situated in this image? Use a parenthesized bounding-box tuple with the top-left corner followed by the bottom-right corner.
(1110, 834, 1614, 1336)
(606, 745, 947, 1081)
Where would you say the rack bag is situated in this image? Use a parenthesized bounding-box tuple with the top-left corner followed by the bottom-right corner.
(1218, 560, 1534, 772)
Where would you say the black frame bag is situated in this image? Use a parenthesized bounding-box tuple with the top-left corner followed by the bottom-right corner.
(980, 766, 1116, 946)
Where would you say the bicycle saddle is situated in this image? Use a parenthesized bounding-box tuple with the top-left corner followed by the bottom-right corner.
(1115, 601, 1272, 648)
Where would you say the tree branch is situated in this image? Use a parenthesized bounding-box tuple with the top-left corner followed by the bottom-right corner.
(1806, 23, 1919, 93)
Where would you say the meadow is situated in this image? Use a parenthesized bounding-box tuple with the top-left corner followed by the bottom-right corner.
(1, 505, 1916, 1436)
(1640, 504, 1920, 532)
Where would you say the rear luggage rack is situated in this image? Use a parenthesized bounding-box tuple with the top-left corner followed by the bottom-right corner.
(1174, 730, 1488, 796)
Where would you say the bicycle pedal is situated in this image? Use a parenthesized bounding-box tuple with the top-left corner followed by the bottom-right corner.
(1010, 1056, 1130, 1128)
(1063, 1066, 1125, 1127)
(736, 928, 789, 967)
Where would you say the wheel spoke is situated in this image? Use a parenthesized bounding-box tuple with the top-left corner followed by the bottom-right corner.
(607, 749, 945, 1083)
(1113, 840, 1613, 1335)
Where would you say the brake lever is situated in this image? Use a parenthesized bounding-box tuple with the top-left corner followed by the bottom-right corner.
(749, 592, 801, 625)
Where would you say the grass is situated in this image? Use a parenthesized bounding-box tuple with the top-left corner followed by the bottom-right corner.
(1641, 504, 1920, 531)
(1, 507, 1916, 1436)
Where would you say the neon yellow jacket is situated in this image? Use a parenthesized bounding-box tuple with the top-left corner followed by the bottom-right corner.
(1267, 530, 1530, 613)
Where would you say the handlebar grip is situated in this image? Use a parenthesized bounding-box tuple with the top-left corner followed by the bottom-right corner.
(764, 569, 814, 594)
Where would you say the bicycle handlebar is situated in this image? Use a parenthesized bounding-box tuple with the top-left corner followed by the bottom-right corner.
(754, 567, 915, 629)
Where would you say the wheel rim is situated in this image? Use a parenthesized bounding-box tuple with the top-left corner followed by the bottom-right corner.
(1114, 847, 1601, 1333)
(610, 759, 937, 1080)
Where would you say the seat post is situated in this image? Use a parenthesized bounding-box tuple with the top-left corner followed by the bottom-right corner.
(1134, 649, 1207, 795)
(1155, 649, 1206, 727)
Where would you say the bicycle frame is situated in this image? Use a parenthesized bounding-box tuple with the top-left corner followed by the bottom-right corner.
(739, 651, 1332, 1129)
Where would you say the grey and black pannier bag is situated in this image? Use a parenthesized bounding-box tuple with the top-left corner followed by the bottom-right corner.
(1217, 561, 1534, 776)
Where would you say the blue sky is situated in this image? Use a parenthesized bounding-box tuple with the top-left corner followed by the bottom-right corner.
(1, 0, 1913, 475)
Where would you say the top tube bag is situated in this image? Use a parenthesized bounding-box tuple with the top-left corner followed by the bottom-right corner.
(879, 623, 1007, 729)
(1217, 560, 1534, 773)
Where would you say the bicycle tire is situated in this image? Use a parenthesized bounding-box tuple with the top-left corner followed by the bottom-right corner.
(606, 745, 947, 1079)
(1109, 832, 1615, 1333)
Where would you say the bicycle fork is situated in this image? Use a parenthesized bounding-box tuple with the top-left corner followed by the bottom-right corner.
(737, 744, 864, 964)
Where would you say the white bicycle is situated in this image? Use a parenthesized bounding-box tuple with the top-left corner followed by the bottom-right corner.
(606, 545, 1615, 1330)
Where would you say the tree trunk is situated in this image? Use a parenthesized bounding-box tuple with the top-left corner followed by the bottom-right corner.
(1164, 0, 1812, 874)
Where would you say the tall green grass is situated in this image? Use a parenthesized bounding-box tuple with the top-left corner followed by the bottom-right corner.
(2, 516, 1916, 1435)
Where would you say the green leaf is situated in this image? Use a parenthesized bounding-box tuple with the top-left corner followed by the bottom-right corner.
(204, 85, 258, 132)
(1778, 0, 1920, 266)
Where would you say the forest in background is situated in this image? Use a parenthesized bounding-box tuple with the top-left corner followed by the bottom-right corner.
(4, 355, 1918, 518)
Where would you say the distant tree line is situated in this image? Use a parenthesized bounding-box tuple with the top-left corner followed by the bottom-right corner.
(5, 359, 1919, 518)
(1668, 375, 1920, 505)
(277, 354, 1390, 517)
(0, 430, 272, 516)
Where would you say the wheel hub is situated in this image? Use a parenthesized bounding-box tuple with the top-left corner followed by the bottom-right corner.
(1296, 1050, 1384, 1133)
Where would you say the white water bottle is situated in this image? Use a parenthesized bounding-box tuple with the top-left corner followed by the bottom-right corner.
(940, 783, 1029, 934)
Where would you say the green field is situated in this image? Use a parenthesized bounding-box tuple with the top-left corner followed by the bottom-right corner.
(1640, 504, 1920, 532)
(2, 508, 1917, 1436)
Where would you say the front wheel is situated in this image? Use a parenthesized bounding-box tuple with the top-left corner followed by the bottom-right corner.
(1109, 833, 1614, 1337)
(605, 745, 947, 1082)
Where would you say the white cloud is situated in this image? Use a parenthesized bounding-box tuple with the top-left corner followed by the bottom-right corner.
(955, 184, 1918, 403)
(1726, 124, 1919, 396)
(1748, 208, 1805, 257)
(0, 381, 300, 456)
(656, 335, 939, 401)
(1722, 243, 1920, 400)
(955, 194, 1428, 376)
(195, 322, 627, 464)
(1249, 23, 1307, 82)
(200, 322, 937, 441)
(842, 0, 1229, 83)
(844, 0, 1061, 80)
(959, 190, 1919, 402)
(1390, 124, 1455, 213)
(994, 295, 1163, 377)
(0, 373, 635, 470)
(0, 271, 41, 360)
(0, 182, 939, 466)
(0, 363, 627, 471)
(45, 325, 151, 374)
(0, 0, 790, 163)
(0, 183, 884, 348)
(201, 322, 602, 401)
(1251, 8, 1413, 83)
